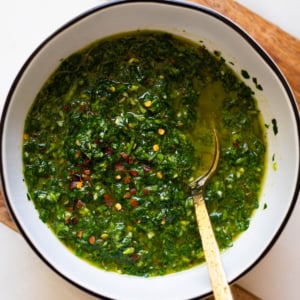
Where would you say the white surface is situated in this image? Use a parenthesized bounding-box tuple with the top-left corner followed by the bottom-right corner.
(0, 1, 299, 299)
(237, 0, 300, 39)
(238, 202, 300, 300)
(0, 223, 97, 300)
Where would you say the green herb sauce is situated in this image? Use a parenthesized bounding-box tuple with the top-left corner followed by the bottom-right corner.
(23, 31, 266, 277)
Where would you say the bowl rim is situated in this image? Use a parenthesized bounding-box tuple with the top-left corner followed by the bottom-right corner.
(1, 0, 300, 299)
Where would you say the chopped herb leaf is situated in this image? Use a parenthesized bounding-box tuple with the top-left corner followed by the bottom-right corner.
(23, 31, 266, 277)
(241, 70, 250, 79)
(272, 118, 279, 135)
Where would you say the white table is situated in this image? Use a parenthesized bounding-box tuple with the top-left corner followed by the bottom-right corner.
(0, 1, 299, 299)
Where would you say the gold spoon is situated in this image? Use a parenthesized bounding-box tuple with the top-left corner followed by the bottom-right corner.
(189, 129, 233, 300)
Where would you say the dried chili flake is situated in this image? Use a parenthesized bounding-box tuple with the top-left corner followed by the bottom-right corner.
(103, 194, 114, 206)
(88, 235, 96, 245)
(130, 199, 139, 208)
(123, 176, 131, 184)
(128, 156, 134, 164)
(114, 162, 126, 173)
(120, 152, 129, 161)
(142, 165, 151, 172)
(128, 169, 138, 177)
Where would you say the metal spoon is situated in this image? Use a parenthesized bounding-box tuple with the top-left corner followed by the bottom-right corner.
(189, 129, 233, 300)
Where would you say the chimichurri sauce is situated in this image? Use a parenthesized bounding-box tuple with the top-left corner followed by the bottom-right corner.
(23, 31, 266, 277)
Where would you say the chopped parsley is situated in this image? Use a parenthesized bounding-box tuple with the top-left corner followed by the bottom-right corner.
(23, 31, 266, 276)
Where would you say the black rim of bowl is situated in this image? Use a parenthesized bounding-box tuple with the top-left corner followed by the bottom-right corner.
(1, 1, 300, 299)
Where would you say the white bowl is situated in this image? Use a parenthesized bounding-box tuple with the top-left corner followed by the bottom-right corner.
(1, 1, 299, 299)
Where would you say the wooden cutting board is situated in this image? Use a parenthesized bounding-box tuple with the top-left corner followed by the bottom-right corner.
(0, 0, 299, 298)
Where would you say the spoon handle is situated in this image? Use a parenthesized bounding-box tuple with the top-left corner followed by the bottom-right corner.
(193, 193, 233, 300)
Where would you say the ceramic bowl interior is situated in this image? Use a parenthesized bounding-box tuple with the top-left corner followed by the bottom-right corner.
(1, 1, 299, 299)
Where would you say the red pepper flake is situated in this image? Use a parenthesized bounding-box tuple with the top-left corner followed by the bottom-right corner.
(83, 169, 91, 175)
(123, 176, 131, 184)
(63, 104, 70, 111)
(142, 165, 151, 172)
(143, 188, 150, 195)
(103, 194, 114, 206)
(39, 145, 47, 153)
(85, 175, 92, 181)
(123, 192, 131, 199)
(130, 199, 139, 208)
(120, 152, 128, 161)
(128, 156, 134, 164)
(76, 199, 84, 209)
(80, 103, 86, 112)
(130, 188, 137, 195)
(114, 162, 126, 173)
(233, 141, 240, 149)
(128, 169, 138, 177)
(132, 253, 139, 260)
(88, 235, 96, 245)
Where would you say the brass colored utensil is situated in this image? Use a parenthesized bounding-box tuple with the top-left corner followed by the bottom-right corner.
(189, 129, 233, 300)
